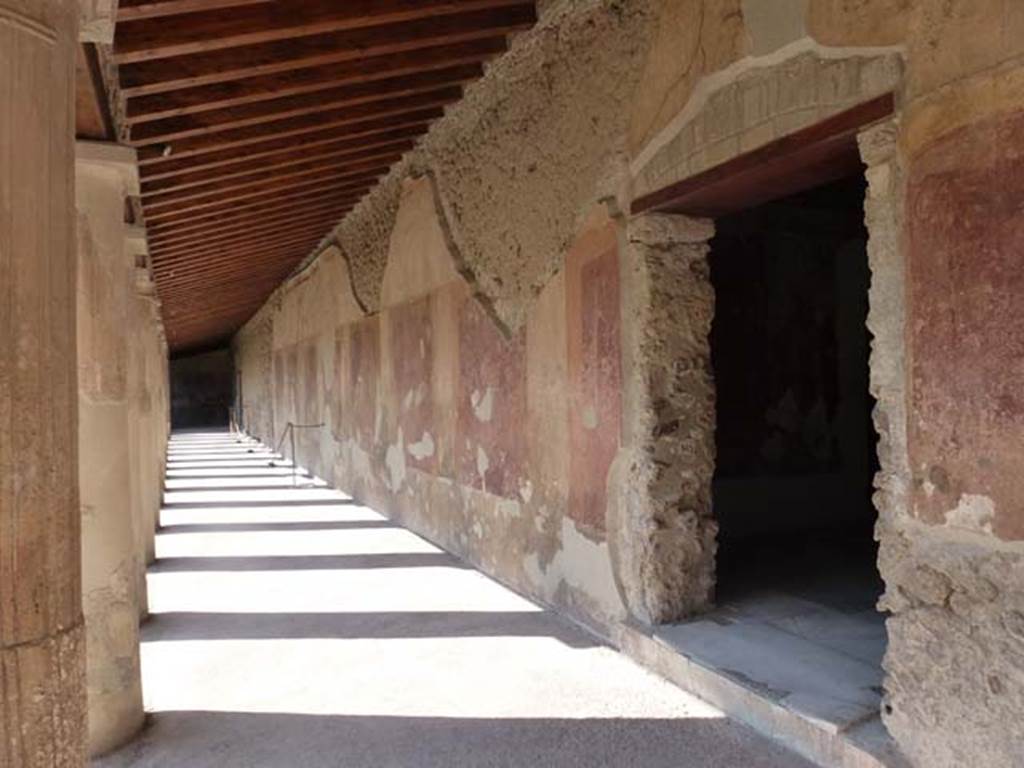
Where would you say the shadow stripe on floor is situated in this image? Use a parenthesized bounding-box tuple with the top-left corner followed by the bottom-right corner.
(158, 520, 397, 533)
(149, 553, 469, 572)
(141, 610, 597, 647)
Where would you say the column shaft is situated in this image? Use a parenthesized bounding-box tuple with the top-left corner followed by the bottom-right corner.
(75, 143, 145, 756)
(0, 2, 86, 766)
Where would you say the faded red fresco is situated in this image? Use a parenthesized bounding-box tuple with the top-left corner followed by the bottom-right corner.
(907, 109, 1024, 540)
(455, 294, 527, 499)
(346, 316, 380, 448)
(567, 223, 622, 532)
(389, 296, 437, 473)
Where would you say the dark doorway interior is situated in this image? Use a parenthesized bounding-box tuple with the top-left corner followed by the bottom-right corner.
(709, 173, 883, 622)
(170, 348, 235, 429)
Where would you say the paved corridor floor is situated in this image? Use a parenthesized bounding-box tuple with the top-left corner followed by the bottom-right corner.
(96, 431, 813, 768)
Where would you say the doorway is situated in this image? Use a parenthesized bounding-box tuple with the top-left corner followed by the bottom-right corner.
(654, 174, 887, 734)
(710, 175, 882, 617)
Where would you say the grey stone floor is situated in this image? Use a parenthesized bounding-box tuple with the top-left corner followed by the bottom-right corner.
(95, 432, 815, 768)
(657, 540, 887, 733)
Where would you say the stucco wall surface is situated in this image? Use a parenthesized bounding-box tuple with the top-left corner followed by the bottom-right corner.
(242, 178, 628, 628)
(234, 2, 1024, 766)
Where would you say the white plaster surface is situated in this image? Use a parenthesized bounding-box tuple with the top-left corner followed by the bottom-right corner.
(95, 431, 814, 768)
(525, 517, 626, 622)
(943, 493, 996, 535)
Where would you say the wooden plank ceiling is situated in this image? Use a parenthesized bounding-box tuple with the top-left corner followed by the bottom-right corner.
(113, 0, 537, 353)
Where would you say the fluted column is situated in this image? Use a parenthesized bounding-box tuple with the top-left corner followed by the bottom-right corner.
(75, 140, 144, 756)
(0, 2, 86, 767)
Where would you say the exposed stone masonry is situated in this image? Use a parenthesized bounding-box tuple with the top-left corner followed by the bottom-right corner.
(609, 214, 717, 623)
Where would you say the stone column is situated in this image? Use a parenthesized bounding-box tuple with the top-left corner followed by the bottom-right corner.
(607, 213, 718, 624)
(0, 2, 86, 767)
(74, 141, 145, 756)
(127, 259, 166, 589)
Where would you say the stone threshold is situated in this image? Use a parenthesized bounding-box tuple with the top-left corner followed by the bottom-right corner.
(613, 619, 912, 768)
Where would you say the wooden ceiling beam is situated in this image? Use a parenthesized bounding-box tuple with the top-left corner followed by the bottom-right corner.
(139, 119, 430, 175)
(117, 1, 271, 22)
(164, 306, 280, 333)
(160, 276, 296, 300)
(146, 190, 359, 237)
(163, 284, 294, 309)
(159, 262, 313, 295)
(115, 0, 540, 352)
(156, 243, 327, 279)
(118, 6, 536, 96)
(150, 230, 335, 274)
(140, 160, 387, 211)
(142, 138, 413, 195)
(164, 295, 286, 319)
(156, 251, 314, 284)
(141, 155, 397, 207)
(144, 182, 368, 228)
(160, 265, 310, 299)
(135, 97, 451, 161)
(148, 198, 352, 247)
(151, 218, 340, 264)
(150, 220, 342, 264)
(129, 64, 479, 144)
(151, 217, 334, 256)
(124, 38, 505, 123)
(114, 0, 528, 63)
(159, 268, 309, 299)
(143, 173, 378, 219)
(155, 244, 324, 284)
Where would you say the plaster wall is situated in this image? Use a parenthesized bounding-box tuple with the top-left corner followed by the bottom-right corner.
(244, 179, 627, 628)
(235, 2, 1024, 765)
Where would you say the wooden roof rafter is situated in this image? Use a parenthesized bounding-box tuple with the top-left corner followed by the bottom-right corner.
(113, 0, 538, 353)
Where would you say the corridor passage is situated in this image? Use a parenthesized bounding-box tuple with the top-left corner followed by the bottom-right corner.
(97, 431, 812, 768)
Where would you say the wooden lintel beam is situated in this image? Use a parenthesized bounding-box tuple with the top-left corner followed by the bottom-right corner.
(631, 93, 895, 218)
